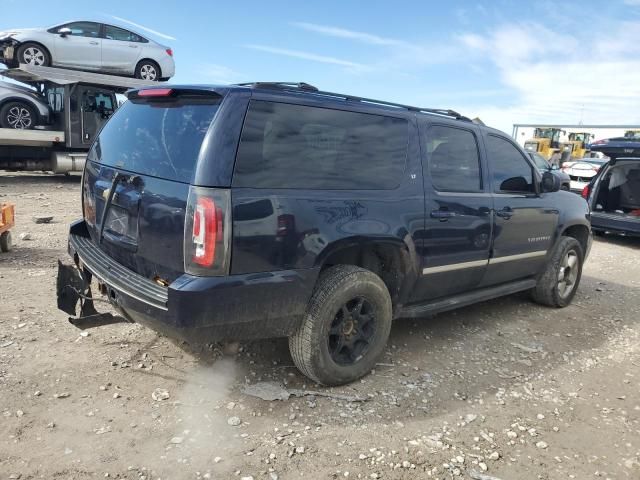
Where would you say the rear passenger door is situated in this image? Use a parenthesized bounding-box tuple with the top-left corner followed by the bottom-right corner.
(101, 25, 144, 73)
(414, 122, 492, 301)
(480, 134, 558, 286)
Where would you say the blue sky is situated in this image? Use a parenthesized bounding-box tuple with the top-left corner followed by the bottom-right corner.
(3, 0, 640, 132)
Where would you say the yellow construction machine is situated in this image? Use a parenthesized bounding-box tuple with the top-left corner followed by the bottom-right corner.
(561, 132, 594, 160)
(523, 127, 565, 160)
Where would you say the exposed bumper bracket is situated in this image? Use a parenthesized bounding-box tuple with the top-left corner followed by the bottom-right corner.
(56, 259, 130, 330)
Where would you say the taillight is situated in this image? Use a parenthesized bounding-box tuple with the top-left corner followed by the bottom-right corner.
(581, 184, 591, 199)
(192, 197, 218, 266)
(184, 187, 231, 276)
(277, 214, 295, 237)
(166, 48, 173, 57)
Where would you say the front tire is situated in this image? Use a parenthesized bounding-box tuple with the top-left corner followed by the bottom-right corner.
(16, 42, 50, 67)
(289, 265, 392, 386)
(0, 101, 37, 129)
(135, 60, 161, 81)
(532, 237, 584, 307)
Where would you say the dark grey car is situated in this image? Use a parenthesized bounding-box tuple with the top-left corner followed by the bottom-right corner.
(528, 151, 571, 191)
(0, 79, 50, 128)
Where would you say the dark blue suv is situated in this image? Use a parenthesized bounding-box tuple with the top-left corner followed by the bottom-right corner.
(57, 82, 592, 385)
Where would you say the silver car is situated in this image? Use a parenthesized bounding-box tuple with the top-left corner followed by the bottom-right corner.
(0, 21, 175, 81)
(0, 80, 50, 129)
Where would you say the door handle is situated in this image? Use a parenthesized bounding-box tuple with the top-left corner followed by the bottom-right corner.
(496, 207, 514, 219)
(129, 45, 138, 48)
(90, 41, 99, 45)
(430, 209, 455, 221)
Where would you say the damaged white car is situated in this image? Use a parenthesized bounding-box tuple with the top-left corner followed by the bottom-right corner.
(0, 21, 174, 81)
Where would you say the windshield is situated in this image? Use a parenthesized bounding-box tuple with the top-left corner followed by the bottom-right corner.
(87, 96, 220, 183)
(624, 131, 640, 139)
(570, 133, 589, 142)
(530, 153, 550, 169)
(534, 128, 561, 142)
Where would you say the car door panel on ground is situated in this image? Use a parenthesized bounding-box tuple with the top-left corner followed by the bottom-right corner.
(53, 22, 101, 69)
(480, 134, 559, 286)
(413, 122, 493, 301)
(101, 25, 143, 74)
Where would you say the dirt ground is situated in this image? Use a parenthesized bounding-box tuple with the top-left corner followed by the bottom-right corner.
(1, 172, 639, 480)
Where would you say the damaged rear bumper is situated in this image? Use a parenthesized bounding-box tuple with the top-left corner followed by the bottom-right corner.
(57, 220, 318, 342)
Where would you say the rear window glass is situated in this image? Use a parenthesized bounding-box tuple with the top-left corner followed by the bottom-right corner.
(233, 101, 408, 189)
(88, 97, 220, 183)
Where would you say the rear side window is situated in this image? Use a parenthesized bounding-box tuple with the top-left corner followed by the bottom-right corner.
(425, 125, 482, 192)
(233, 101, 408, 189)
(104, 25, 145, 43)
(88, 96, 220, 183)
(486, 135, 535, 193)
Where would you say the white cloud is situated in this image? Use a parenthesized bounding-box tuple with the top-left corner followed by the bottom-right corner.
(244, 44, 368, 70)
(108, 15, 176, 41)
(458, 21, 640, 132)
(291, 22, 407, 47)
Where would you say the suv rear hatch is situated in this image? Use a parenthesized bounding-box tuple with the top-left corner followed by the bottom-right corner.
(82, 87, 225, 283)
(589, 158, 640, 235)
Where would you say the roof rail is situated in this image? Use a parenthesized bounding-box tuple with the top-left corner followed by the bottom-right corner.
(236, 81, 471, 122)
(237, 82, 319, 92)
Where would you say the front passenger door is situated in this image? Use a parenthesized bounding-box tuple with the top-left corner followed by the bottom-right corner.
(53, 22, 102, 69)
(481, 134, 559, 286)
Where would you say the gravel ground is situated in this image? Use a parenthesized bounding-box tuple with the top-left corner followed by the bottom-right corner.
(1, 172, 639, 480)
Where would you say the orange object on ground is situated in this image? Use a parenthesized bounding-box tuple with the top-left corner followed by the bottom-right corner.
(0, 202, 15, 252)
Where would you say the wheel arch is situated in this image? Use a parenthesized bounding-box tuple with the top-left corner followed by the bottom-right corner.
(17, 40, 52, 64)
(136, 58, 162, 78)
(0, 97, 42, 124)
(561, 223, 590, 255)
(314, 236, 419, 313)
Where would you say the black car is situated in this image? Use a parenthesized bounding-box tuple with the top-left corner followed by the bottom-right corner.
(582, 156, 640, 236)
(57, 82, 592, 386)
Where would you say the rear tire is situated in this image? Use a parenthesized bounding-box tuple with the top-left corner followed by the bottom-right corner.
(0, 231, 12, 252)
(532, 236, 583, 308)
(289, 265, 392, 386)
(135, 60, 161, 81)
(0, 101, 37, 129)
(16, 42, 51, 66)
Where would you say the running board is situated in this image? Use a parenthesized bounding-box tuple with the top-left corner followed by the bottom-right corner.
(400, 278, 537, 318)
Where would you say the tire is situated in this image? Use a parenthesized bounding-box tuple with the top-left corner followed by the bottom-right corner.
(135, 60, 161, 81)
(531, 236, 584, 308)
(16, 42, 51, 67)
(289, 265, 393, 386)
(0, 101, 37, 129)
(0, 231, 12, 253)
(561, 184, 570, 191)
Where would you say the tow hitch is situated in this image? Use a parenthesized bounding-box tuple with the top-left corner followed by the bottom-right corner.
(56, 260, 130, 330)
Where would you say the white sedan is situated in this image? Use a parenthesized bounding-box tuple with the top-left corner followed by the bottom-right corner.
(561, 158, 608, 192)
(0, 20, 175, 81)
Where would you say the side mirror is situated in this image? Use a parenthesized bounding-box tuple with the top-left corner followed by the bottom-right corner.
(541, 171, 561, 193)
(58, 27, 71, 37)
